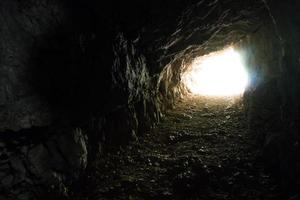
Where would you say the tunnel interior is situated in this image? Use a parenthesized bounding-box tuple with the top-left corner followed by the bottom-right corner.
(1, 0, 300, 199)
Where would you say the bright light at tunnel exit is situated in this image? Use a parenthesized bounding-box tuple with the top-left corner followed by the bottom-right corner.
(182, 47, 249, 96)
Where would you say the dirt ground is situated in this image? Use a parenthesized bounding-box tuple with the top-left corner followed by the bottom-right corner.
(78, 95, 280, 200)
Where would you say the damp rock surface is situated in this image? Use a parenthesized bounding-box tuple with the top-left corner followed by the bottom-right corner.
(77, 96, 279, 200)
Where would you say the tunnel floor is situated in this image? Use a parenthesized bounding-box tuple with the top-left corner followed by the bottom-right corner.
(79, 96, 280, 200)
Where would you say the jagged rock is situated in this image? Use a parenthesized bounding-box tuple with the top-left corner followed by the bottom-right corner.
(10, 156, 26, 182)
(28, 144, 51, 179)
(44, 140, 67, 172)
(16, 193, 32, 200)
(56, 128, 88, 175)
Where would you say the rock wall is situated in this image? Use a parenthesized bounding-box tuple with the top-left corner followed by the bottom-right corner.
(0, 1, 164, 199)
(0, 0, 64, 132)
(0, 128, 87, 199)
(265, 0, 300, 197)
(240, 0, 300, 197)
(240, 23, 283, 137)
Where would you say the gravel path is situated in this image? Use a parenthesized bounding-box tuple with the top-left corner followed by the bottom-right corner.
(78, 96, 279, 200)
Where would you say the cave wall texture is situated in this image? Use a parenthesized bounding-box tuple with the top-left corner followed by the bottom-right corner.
(238, 0, 300, 197)
(1, 0, 300, 199)
(257, 0, 300, 196)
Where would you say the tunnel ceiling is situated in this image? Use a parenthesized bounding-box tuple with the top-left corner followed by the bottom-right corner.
(132, 0, 267, 72)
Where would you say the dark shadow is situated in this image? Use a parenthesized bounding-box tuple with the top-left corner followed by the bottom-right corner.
(29, 1, 115, 124)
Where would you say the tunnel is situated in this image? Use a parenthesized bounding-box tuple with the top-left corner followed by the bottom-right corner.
(0, 0, 300, 199)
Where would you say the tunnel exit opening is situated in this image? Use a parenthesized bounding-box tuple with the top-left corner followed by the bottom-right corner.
(182, 47, 249, 96)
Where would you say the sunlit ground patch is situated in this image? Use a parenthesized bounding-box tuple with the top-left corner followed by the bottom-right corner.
(182, 47, 249, 96)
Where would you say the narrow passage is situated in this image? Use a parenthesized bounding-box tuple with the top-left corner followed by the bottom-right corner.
(82, 96, 279, 200)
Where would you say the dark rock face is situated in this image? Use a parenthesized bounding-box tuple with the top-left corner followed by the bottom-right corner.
(0, 0, 165, 198)
(240, 24, 283, 133)
(0, 128, 87, 199)
(240, 0, 300, 197)
(0, 0, 63, 131)
(1, 0, 300, 199)
(259, 0, 300, 197)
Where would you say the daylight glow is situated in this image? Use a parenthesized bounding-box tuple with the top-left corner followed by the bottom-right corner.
(182, 47, 249, 96)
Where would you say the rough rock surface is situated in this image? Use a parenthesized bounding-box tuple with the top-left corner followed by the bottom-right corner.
(0, 128, 87, 199)
(241, 1, 300, 197)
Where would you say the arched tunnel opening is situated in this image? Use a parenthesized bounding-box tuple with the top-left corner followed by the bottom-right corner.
(1, 0, 300, 199)
(181, 46, 249, 96)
